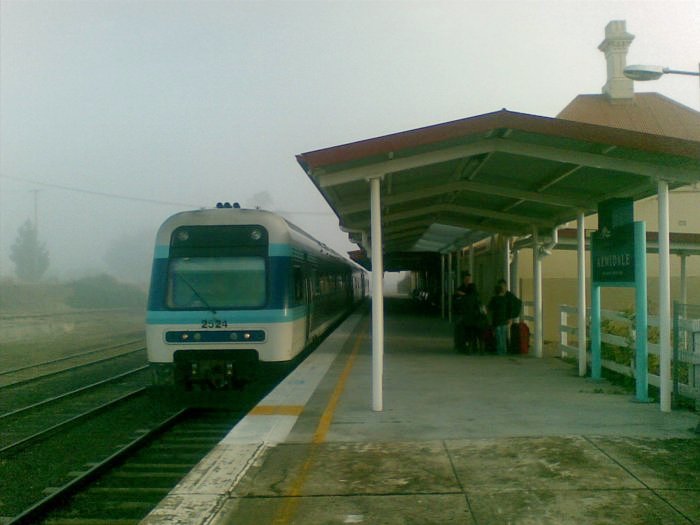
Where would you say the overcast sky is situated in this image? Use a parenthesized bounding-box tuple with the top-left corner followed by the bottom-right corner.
(1, 0, 698, 282)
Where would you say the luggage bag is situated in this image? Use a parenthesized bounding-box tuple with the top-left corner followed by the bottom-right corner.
(509, 322, 530, 354)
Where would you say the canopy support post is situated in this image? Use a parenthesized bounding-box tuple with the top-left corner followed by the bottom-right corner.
(504, 237, 511, 288)
(533, 227, 543, 358)
(577, 212, 587, 377)
(440, 254, 446, 319)
(510, 249, 519, 298)
(658, 180, 672, 412)
(680, 254, 688, 306)
(448, 252, 453, 323)
(469, 243, 475, 276)
(370, 176, 384, 412)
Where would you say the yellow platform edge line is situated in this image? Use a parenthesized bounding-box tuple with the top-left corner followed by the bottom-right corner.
(249, 405, 305, 416)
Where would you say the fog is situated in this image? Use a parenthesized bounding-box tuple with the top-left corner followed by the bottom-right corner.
(1, 0, 698, 285)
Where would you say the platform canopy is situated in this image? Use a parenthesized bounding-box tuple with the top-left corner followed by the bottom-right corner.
(296, 109, 700, 269)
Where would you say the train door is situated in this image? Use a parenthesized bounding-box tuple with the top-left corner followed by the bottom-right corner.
(304, 275, 312, 342)
(294, 265, 312, 344)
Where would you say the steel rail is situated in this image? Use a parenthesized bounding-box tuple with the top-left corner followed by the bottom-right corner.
(0, 365, 149, 421)
(0, 347, 146, 390)
(6, 408, 190, 525)
(0, 338, 143, 377)
(0, 388, 148, 458)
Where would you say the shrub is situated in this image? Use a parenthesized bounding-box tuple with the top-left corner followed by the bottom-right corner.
(67, 274, 146, 309)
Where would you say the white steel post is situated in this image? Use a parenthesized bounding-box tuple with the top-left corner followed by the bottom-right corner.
(456, 250, 462, 288)
(577, 212, 587, 377)
(680, 254, 688, 306)
(533, 227, 543, 358)
(504, 237, 511, 289)
(658, 180, 672, 412)
(447, 253, 453, 323)
(440, 254, 446, 319)
(680, 253, 688, 353)
(469, 243, 475, 276)
(510, 249, 519, 298)
(560, 309, 568, 355)
(370, 176, 384, 412)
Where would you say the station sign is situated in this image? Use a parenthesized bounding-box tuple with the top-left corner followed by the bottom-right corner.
(591, 222, 635, 283)
(591, 198, 636, 284)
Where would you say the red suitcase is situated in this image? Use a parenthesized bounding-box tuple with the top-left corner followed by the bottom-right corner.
(510, 322, 530, 354)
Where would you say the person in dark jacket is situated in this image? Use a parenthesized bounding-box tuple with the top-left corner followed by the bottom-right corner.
(488, 279, 522, 355)
(488, 281, 510, 355)
(453, 275, 483, 354)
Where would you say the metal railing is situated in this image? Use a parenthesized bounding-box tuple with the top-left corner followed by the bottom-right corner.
(559, 303, 700, 403)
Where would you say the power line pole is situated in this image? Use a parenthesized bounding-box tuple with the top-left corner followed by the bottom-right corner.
(31, 189, 39, 230)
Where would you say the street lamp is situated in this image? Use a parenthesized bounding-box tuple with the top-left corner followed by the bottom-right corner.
(622, 60, 699, 413)
(624, 63, 700, 81)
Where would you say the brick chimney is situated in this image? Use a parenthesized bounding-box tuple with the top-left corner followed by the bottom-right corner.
(598, 20, 635, 101)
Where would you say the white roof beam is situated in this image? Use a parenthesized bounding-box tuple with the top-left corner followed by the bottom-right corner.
(337, 179, 589, 217)
(383, 220, 432, 235)
(384, 228, 430, 243)
(493, 139, 700, 184)
(315, 140, 498, 188)
(382, 204, 553, 228)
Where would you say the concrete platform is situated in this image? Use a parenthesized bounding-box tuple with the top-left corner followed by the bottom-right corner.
(143, 298, 700, 525)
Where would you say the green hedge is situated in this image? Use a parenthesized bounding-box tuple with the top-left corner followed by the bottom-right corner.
(67, 274, 146, 309)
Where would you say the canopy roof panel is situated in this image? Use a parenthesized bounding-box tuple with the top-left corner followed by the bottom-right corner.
(297, 109, 700, 269)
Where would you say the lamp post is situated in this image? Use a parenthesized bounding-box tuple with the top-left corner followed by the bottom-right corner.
(623, 61, 698, 412)
(624, 63, 700, 82)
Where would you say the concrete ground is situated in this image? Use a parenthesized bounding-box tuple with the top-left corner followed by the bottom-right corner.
(186, 299, 700, 524)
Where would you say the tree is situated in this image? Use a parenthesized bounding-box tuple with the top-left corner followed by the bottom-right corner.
(10, 220, 49, 281)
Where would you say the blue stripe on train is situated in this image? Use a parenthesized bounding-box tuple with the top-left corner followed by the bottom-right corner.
(146, 305, 307, 325)
(153, 243, 291, 258)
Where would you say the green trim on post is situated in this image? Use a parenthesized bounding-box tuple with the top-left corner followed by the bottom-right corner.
(634, 221, 650, 402)
(591, 283, 601, 380)
(591, 221, 649, 395)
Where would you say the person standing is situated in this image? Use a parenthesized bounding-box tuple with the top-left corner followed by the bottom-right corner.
(452, 272, 472, 352)
(488, 281, 510, 355)
(488, 279, 522, 355)
(454, 282, 483, 354)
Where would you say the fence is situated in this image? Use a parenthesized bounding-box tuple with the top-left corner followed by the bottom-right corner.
(559, 303, 700, 403)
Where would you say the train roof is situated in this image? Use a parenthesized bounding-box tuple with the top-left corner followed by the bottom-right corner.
(156, 207, 363, 269)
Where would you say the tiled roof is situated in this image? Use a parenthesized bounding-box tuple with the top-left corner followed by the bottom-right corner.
(557, 93, 700, 142)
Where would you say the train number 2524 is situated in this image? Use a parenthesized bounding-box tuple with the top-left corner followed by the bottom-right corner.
(201, 320, 228, 328)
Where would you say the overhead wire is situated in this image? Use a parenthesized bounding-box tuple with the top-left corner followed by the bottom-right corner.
(0, 174, 334, 216)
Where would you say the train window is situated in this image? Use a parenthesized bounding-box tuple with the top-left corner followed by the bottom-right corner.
(167, 256, 266, 309)
(293, 267, 304, 304)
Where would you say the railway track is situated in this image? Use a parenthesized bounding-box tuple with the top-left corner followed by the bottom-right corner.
(0, 340, 281, 524)
(0, 339, 145, 388)
(0, 312, 300, 523)
(0, 366, 150, 456)
(0, 339, 160, 521)
(8, 408, 244, 525)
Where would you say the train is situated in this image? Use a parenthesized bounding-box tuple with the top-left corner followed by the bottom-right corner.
(146, 205, 367, 390)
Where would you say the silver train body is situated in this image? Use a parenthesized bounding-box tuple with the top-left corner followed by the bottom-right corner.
(146, 207, 366, 389)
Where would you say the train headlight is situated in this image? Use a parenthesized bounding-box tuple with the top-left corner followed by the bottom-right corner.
(250, 229, 262, 241)
(166, 330, 265, 343)
(176, 230, 190, 242)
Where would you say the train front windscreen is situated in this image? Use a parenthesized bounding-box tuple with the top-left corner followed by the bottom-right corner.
(167, 257, 266, 309)
(166, 225, 269, 310)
